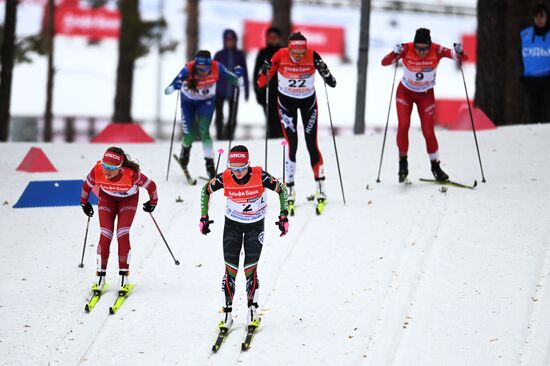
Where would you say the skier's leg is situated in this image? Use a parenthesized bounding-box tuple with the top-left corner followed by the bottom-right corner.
(299, 93, 325, 181)
(115, 193, 139, 273)
(221, 217, 244, 308)
(395, 83, 413, 157)
(243, 219, 264, 323)
(417, 89, 448, 180)
(180, 99, 198, 173)
(417, 89, 439, 160)
(198, 99, 216, 177)
(278, 94, 299, 184)
(96, 191, 117, 272)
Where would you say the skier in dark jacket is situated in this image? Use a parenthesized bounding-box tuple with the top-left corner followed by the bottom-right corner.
(214, 29, 249, 140)
(253, 26, 284, 139)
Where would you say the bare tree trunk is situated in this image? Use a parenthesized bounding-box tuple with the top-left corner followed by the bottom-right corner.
(475, 0, 537, 125)
(44, 0, 55, 141)
(186, 0, 199, 61)
(113, 0, 140, 123)
(272, 0, 292, 44)
(0, 0, 18, 142)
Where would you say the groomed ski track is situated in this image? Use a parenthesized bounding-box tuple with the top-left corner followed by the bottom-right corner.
(2, 125, 550, 365)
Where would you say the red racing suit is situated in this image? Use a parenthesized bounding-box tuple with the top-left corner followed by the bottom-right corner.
(381, 43, 467, 159)
(81, 162, 158, 271)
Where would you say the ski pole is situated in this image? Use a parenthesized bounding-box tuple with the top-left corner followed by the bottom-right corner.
(281, 140, 287, 183)
(149, 213, 180, 265)
(264, 71, 270, 170)
(227, 86, 240, 155)
(165, 92, 180, 181)
(322, 81, 346, 205)
(459, 61, 487, 183)
(78, 216, 91, 268)
(376, 62, 398, 183)
(215, 148, 224, 175)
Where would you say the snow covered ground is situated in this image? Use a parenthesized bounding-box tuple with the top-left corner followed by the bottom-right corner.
(2, 123, 550, 365)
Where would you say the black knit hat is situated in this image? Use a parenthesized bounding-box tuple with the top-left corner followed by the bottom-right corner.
(414, 28, 432, 45)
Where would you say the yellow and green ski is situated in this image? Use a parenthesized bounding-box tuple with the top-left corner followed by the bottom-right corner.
(84, 282, 107, 312)
(241, 318, 261, 351)
(109, 284, 134, 315)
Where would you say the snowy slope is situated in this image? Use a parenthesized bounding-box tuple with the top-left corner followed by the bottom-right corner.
(1, 124, 550, 365)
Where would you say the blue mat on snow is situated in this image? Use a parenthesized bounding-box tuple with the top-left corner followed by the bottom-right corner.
(13, 180, 98, 208)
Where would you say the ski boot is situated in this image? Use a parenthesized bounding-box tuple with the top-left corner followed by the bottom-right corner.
(287, 182, 296, 216)
(314, 178, 326, 215)
(85, 270, 107, 312)
(431, 160, 449, 182)
(179, 146, 191, 169)
(118, 270, 133, 297)
(246, 302, 260, 327)
(398, 156, 409, 183)
(91, 270, 107, 295)
(212, 305, 233, 352)
(218, 305, 233, 329)
(205, 158, 216, 179)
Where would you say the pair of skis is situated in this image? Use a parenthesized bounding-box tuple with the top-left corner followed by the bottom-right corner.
(84, 283, 134, 315)
(172, 154, 212, 185)
(212, 320, 260, 353)
(288, 196, 325, 216)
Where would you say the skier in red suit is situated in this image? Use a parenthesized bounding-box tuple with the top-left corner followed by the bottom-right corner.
(80, 147, 158, 293)
(381, 28, 467, 182)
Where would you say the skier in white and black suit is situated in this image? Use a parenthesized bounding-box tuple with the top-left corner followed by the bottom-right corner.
(199, 145, 289, 329)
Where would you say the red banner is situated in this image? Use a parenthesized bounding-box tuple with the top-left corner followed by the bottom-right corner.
(55, 6, 120, 38)
(461, 33, 476, 63)
(243, 20, 345, 57)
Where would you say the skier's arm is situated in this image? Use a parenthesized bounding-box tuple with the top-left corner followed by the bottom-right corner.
(257, 51, 281, 88)
(437, 44, 469, 62)
(200, 174, 224, 216)
(164, 66, 190, 94)
(261, 171, 289, 216)
(313, 51, 337, 87)
(135, 171, 158, 205)
(218, 63, 240, 87)
(381, 43, 407, 66)
(81, 167, 96, 204)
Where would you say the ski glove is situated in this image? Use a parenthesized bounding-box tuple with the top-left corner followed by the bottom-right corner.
(233, 65, 244, 78)
(200, 215, 214, 235)
(261, 60, 272, 75)
(393, 43, 404, 55)
(314, 59, 330, 77)
(325, 75, 337, 88)
(164, 80, 182, 95)
(453, 42, 463, 54)
(275, 215, 289, 237)
(81, 202, 94, 217)
(143, 201, 156, 213)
